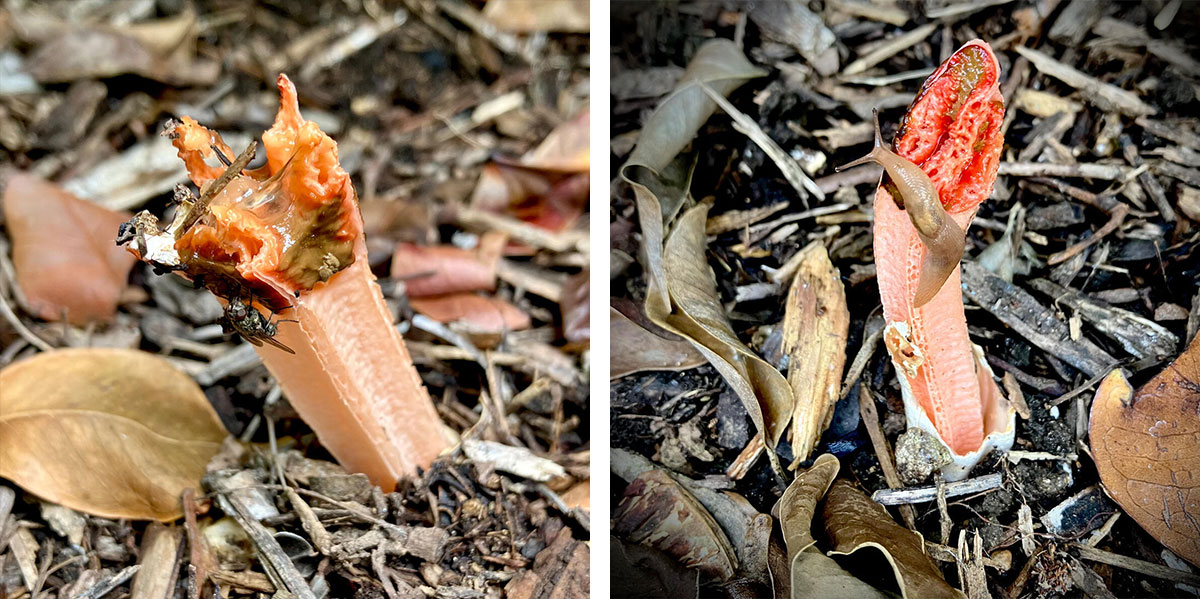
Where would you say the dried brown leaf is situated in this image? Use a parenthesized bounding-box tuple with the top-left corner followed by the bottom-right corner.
(470, 164, 588, 237)
(390, 233, 506, 297)
(3, 173, 136, 324)
(783, 243, 850, 464)
(609, 308, 705, 378)
(482, 0, 589, 33)
(409, 293, 532, 333)
(1089, 332, 1200, 567)
(775, 455, 895, 599)
(777, 453, 841, 558)
(824, 480, 965, 599)
(518, 110, 590, 172)
(652, 204, 794, 474)
(0, 348, 227, 521)
(624, 38, 766, 174)
(612, 469, 738, 581)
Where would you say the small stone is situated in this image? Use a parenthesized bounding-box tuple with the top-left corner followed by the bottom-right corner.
(310, 473, 374, 504)
(894, 428, 952, 485)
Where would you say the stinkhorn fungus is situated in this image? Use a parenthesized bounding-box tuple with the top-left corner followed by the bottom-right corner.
(118, 74, 448, 488)
(860, 41, 1015, 480)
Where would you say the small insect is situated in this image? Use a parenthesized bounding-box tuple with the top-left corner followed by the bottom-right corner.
(221, 297, 297, 354)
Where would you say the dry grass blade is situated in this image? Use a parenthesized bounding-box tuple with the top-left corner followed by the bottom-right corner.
(700, 82, 824, 204)
(782, 243, 849, 464)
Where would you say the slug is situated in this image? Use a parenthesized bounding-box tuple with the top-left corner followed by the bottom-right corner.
(838, 109, 965, 307)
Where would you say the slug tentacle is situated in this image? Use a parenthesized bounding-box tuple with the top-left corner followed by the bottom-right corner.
(836, 108, 966, 307)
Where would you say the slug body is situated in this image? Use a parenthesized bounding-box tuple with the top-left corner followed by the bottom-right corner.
(838, 110, 965, 307)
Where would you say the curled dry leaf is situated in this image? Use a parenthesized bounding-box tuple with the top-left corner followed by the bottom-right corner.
(0, 348, 227, 521)
(611, 469, 738, 581)
(824, 480, 964, 599)
(390, 232, 506, 297)
(3, 172, 136, 325)
(621, 38, 763, 313)
(783, 243, 850, 465)
(777, 453, 841, 557)
(1089, 332, 1200, 566)
(409, 293, 531, 334)
(609, 308, 705, 379)
(611, 448, 770, 584)
(653, 204, 793, 473)
(775, 455, 894, 599)
(623, 38, 767, 174)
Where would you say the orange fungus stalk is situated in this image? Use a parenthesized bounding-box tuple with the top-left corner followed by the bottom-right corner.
(120, 75, 448, 488)
(873, 41, 1013, 478)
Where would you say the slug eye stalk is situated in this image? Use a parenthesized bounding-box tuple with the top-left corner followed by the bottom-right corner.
(837, 109, 964, 308)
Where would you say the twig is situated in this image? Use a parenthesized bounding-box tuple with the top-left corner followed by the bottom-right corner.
(1072, 543, 1200, 586)
(222, 493, 317, 599)
(843, 23, 938, 76)
(1120, 134, 1177, 221)
(1014, 45, 1156, 116)
(998, 161, 1132, 180)
(72, 565, 140, 599)
(859, 384, 917, 528)
(1047, 203, 1129, 265)
(700, 82, 824, 203)
(871, 473, 1003, 505)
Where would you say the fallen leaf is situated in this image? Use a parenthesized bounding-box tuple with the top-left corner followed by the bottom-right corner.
(609, 308, 705, 378)
(624, 38, 766, 174)
(26, 20, 215, 85)
(390, 233, 506, 297)
(775, 455, 896, 599)
(517, 109, 589, 172)
(782, 243, 850, 464)
(612, 469, 738, 581)
(3, 172, 136, 324)
(1089, 332, 1200, 567)
(482, 0, 589, 33)
(824, 480, 964, 599)
(470, 164, 588, 236)
(652, 203, 793, 474)
(409, 293, 531, 333)
(560, 270, 590, 344)
(0, 348, 227, 520)
(620, 38, 762, 309)
(776, 454, 841, 557)
(611, 448, 770, 584)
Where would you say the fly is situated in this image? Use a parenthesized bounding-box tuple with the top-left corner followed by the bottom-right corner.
(222, 297, 297, 354)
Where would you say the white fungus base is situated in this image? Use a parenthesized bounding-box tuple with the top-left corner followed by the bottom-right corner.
(895, 343, 1016, 481)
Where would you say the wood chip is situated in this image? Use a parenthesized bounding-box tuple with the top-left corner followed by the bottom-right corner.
(961, 263, 1118, 378)
(1014, 45, 1156, 117)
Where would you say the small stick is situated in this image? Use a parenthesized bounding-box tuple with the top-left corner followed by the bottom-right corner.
(72, 565, 140, 599)
(844, 23, 938, 75)
(858, 385, 917, 528)
(1072, 543, 1200, 586)
(871, 473, 1003, 505)
(223, 493, 317, 599)
(998, 161, 1131, 180)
